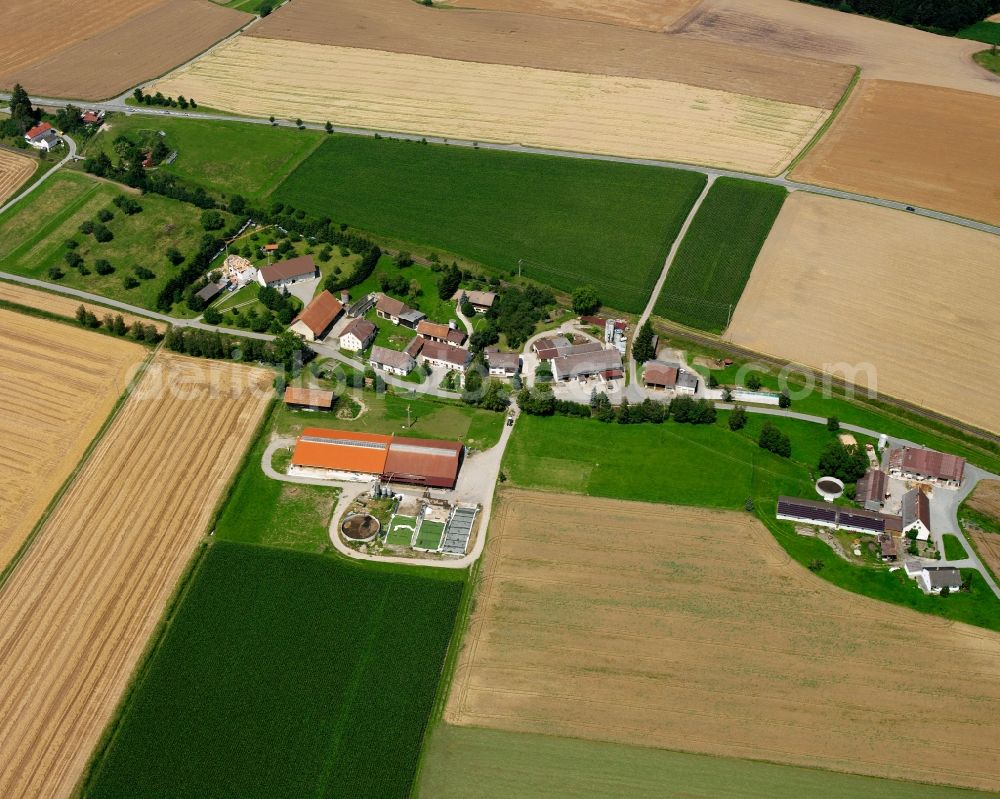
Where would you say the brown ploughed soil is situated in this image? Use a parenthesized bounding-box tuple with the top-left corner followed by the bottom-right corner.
(448, 0, 699, 31)
(726, 192, 1000, 436)
(0, 310, 144, 574)
(967, 481, 1000, 521)
(249, 0, 851, 108)
(672, 0, 1000, 96)
(0, 149, 37, 205)
(0, 0, 249, 100)
(152, 39, 828, 175)
(448, 489, 1000, 792)
(791, 80, 1000, 228)
(972, 532, 1000, 582)
(0, 352, 271, 799)
(0, 281, 165, 331)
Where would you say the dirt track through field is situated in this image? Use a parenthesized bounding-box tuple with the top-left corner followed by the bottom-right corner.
(449, 0, 698, 31)
(673, 0, 1000, 96)
(0, 0, 248, 100)
(791, 80, 1000, 228)
(0, 281, 165, 331)
(0, 310, 144, 574)
(726, 192, 1000, 436)
(152, 39, 828, 175)
(0, 150, 36, 205)
(0, 352, 271, 799)
(249, 0, 851, 108)
(448, 489, 1000, 791)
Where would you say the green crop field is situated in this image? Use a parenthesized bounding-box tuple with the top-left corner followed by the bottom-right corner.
(0, 171, 220, 313)
(655, 177, 786, 332)
(272, 135, 706, 312)
(942, 533, 969, 561)
(84, 114, 324, 197)
(957, 21, 1000, 44)
(503, 414, 1000, 631)
(85, 542, 464, 798)
(418, 725, 987, 799)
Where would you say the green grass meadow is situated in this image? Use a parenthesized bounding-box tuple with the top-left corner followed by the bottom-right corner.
(503, 414, 1000, 632)
(272, 135, 706, 312)
(942, 533, 969, 561)
(418, 725, 990, 799)
(84, 114, 324, 198)
(957, 21, 1000, 44)
(85, 542, 464, 799)
(973, 49, 1000, 74)
(655, 177, 786, 332)
(0, 171, 214, 313)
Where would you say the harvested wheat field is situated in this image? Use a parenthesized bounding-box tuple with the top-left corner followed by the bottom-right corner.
(972, 533, 1000, 582)
(0, 0, 248, 99)
(249, 0, 851, 108)
(448, 489, 1000, 791)
(0, 352, 271, 799)
(449, 0, 698, 31)
(791, 80, 1000, 227)
(0, 149, 35, 205)
(0, 281, 165, 331)
(726, 193, 1000, 435)
(673, 0, 1000, 96)
(0, 310, 143, 574)
(966, 481, 1000, 579)
(152, 39, 828, 174)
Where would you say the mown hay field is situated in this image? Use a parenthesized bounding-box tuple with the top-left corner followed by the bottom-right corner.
(0, 281, 165, 331)
(151, 38, 831, 175)
(0, 352, 271, 799)
(420, 725, 989, 799)
(0, 148, 36, 205)
(0, 0, 249, 100)
(791, 80, 1000, 227)
(86, 542, 464, 799)
(447, 489, 1000, 792)
(727, 193, 1000, 436)
(249, 0, 852, 108)
(654, 177, 786, 332)
(0, 310, 144, 574)
(273, 136, 706, 312)
(673, 0, 1000, 96)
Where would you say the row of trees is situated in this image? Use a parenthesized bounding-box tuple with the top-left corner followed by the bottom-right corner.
(132, 88, 197, 110)
(163, 328, 312, 373)
(802, 0, 999, 32)
(74, 305, 161, 342)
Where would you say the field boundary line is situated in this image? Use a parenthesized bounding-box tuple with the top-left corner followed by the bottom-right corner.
(1, 175, 99, 264)
(258, 134, 326, 199)
(74, 541, 213, 798)
(0, 342, 158, 594)
(784, 67, 861, 175)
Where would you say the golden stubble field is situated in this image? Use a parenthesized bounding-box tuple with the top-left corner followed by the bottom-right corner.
(249, 0, 852, 108)
(673, 0, 1000, 96)
(448, 0, 699, 30)
(0, 352, 272, 799)
(448, 489, 1000, 791)
(0, 0, 248, 100)
(0, 149, 36, 205)
(151, 39, 829, 175)
(791, 80, 1000, 228)
(727, 193, 1000, 435)
(0, 281, 165, 331)
(0, 310, 144, 573)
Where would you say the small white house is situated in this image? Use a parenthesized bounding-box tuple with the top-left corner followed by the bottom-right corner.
(256, 255, 317, 289)
(24, 122, 61, 151)
(901, 488, 932, 542)
(917, 566, 962, 595)
(339, 318, 377, 352)
(370, 345, 414, 376)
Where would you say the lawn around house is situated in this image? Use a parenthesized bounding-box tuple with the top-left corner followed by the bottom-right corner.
(0, 171, 221, 314)
(84, 542, 465, 799)
(272, 135, 706, 312)
(942, 533, 968, 561)
(84, 114, 324, 198)
(503, 414, 1000, 631)
(655, 178, 786, 332)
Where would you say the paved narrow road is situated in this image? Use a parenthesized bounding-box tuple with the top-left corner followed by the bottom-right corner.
(3, 94, 999, 238)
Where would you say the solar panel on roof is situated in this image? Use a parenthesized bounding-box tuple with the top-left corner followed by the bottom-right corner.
(300, 436, 387, 450)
